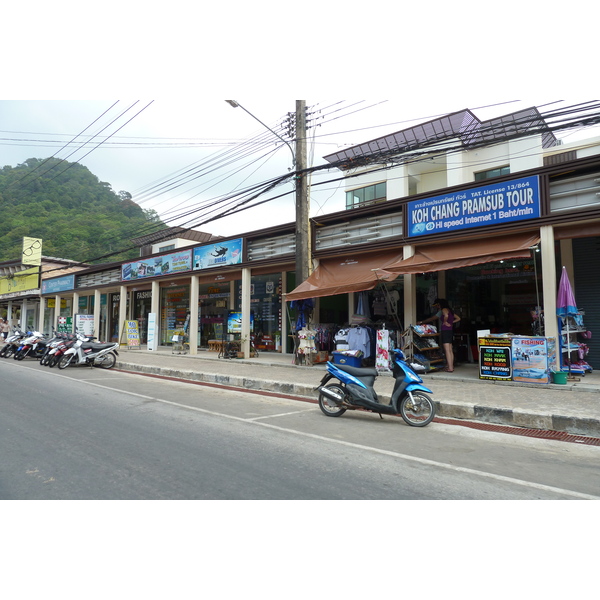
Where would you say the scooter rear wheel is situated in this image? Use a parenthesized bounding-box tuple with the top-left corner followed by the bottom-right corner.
(399, 392, 435, 427)
(94, 352, 116, 369)
(318, 384, 347, 417)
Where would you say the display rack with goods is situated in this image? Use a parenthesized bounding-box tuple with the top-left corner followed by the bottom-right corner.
(558, 312, 592, 375)
(402, 325, 445, 372)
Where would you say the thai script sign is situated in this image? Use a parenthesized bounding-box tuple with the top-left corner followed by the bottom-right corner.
(121, 250, 192, 281)
(193, 239, 243, 270)
(407, 175, 540, 237)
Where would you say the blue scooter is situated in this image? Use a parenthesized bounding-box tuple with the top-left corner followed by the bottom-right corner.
(316, 348, 436, 427)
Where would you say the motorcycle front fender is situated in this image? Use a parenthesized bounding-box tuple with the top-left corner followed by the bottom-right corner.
(405, 382, 433, 395)
(64, 348, 76, 356)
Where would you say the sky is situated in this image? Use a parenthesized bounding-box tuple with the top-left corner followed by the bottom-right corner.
(2, 98, 600, 241)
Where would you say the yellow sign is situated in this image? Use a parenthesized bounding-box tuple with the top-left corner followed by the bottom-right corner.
(22, 237, 42, 267)
(121, 320, 141, 349)
(0, 267, 40, 295)
(46, 298, 68, 308)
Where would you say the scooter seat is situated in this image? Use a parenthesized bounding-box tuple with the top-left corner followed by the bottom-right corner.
(81, 342, 117, 351)
(332, 363, 378, 378)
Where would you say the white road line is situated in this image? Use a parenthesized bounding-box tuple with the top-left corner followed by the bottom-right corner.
(247, 409, 315, 421)
(15, 363, 600, 500)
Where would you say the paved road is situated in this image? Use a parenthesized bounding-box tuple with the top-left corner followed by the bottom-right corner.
(1, 359, 599, 499)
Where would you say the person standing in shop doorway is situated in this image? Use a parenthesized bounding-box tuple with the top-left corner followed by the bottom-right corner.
(418, 298, 461, 372)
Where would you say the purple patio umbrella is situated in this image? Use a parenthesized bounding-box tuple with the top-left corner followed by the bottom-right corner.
(556, 266, 578, 376)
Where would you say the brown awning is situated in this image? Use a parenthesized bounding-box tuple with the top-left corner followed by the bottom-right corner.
(285, 249, 405, 302)
(377, 231, 540, 276)
(554, 221, 600, 240)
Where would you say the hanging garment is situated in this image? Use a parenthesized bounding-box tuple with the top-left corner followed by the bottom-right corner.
(347, 326, 371, 358)
(376, 328, 390, 371)
(372, 296, 387, 316)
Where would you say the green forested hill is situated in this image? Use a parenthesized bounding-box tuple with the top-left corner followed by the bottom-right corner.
(0, 157, 166, 264)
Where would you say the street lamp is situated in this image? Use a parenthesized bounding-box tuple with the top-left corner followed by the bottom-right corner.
(225, 100, 310, 283)
(225, 100, 295, 166)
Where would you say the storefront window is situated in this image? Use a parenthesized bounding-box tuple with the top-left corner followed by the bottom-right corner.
(109, 293, 121, 342)
(235, 274, 282, 352)
(133, 290, 152, 344)
(198, 283, 231, 347)
(446, 258, 541, 337)
(161, 285, 190, 345)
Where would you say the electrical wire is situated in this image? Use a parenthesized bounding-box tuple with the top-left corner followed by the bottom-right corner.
(15, 101, 600, 274)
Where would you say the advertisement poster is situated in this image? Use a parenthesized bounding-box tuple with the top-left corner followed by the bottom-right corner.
(479, 337, 512, 380)
(75, 314, 95, 337)
(122, 320, 141, 348)
(57, 316, 73, 333)
(407, 175, 540, 237)
(227, 311, 254, 334)
(147, 313, 158, 351)
(193, 239, 243, 270)
(511, 337, 549, 384)
(121, 250, 192, 281)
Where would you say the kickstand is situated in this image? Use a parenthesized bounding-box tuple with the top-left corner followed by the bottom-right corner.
(379, 413, 384, 419)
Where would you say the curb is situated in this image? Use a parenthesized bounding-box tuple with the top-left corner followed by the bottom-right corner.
(115, 361, 600, 438)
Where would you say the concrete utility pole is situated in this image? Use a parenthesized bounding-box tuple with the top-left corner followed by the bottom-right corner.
(295, 100, 311, 284)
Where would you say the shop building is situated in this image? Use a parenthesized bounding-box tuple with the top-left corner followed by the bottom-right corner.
(287, 106, 600, 370)
(25, 105, 600, 372)
(0, 257, 88, 332)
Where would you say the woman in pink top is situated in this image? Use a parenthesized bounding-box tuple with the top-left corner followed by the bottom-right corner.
(418, 298, 461, 372)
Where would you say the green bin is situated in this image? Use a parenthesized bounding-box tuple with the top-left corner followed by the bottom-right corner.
(552, 371, 568, 385)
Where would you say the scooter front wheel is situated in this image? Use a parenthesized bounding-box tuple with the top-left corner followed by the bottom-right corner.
(318, 384, 347, 417)
(58, 354, 74, 370)
(399, 392, 435, 427)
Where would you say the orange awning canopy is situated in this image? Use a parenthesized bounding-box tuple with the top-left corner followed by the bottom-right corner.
(376, 232, 540, 277)
(285, 249, 405, 302)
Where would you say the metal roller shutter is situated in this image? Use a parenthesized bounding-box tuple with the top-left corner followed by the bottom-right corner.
(572, 237, 600, 370)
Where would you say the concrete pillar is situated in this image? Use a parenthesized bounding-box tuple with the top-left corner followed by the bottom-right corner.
(54, 295, 61, 330)
(241, 267, 251, 357)
(72, 292, 79, 331)
(151, 280, 160, 348)
(403, 245, 416, 328)
(94, 289, 101, 340)
(38, 297, 45, 333)
(540, 225, 557, 340)
(118, 285, 127, 345)
(189, 275, 199, 355)
(280, 270, 287, 354)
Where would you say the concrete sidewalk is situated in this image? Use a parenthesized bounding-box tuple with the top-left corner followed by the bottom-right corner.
(114, 347, 600, 438)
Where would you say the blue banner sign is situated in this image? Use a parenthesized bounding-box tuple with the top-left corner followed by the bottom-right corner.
(407, 175, 540, 237)
(122, 250, 192, 281)
(42, 274, 75, 294)
(193, 239, 243, 270)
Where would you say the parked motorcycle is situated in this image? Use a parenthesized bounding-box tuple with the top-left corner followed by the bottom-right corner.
(46, 332, 79, 368)
(13, 331, 48, 361)
(58, 336, 119, 369)
(0, 329, 28, 358)
(316, 348, 436, 427)
(38, 331, 65, 366)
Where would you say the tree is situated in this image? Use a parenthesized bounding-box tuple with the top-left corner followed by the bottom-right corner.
(0, 157, 167, 263)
